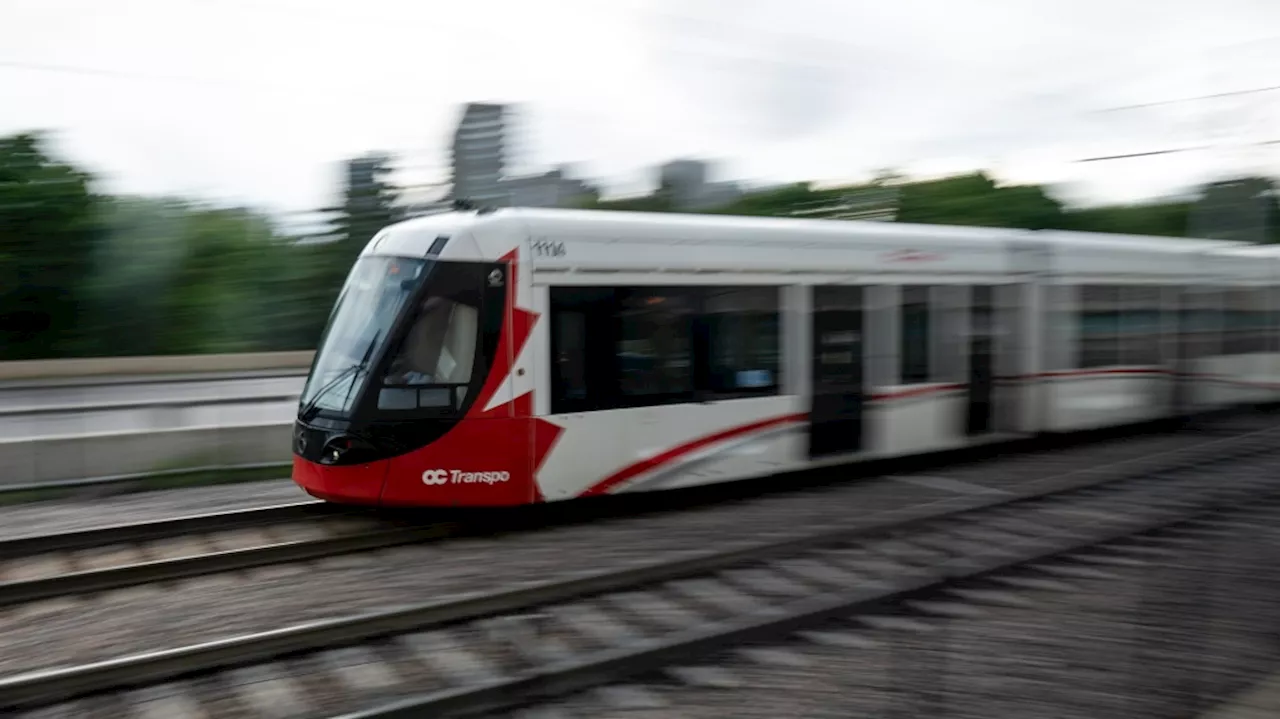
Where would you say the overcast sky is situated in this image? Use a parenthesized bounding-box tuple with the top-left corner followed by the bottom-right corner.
(3, 0, 1279, 219)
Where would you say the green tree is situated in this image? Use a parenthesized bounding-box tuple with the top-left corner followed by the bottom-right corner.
(895, 172, 1064, 229)
(153, 206, 279, 355)
(0, 132, 101, 360)
(250, 238, 336, 352)
(1062, 201, 1193, 238)
(711, 183, 833, 216)
(1189, 176, 1279, 244)
(83, 196, 189, 356)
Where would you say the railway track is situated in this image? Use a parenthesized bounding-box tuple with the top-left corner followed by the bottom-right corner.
(5, 419, 1279, 718)
(0, 501, 466, 609)
(462, 501, 1280, 719)
(1, 413, 1257, 614)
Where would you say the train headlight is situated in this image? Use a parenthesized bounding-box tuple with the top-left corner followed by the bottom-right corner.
(318, 435, 372, 465)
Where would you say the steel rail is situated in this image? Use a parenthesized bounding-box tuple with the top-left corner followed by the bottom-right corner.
(0, 522, 463, 608)
(0, 500, 337, 560)
(348, 490, 1279, 719)
(0, 424, 1274, 710)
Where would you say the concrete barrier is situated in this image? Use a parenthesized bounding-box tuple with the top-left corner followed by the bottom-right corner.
(0, 394, 301, 418)
(0, 351, 315, 382)
(0, 423, 294, 487)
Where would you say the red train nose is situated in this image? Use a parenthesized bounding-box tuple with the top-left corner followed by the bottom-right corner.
(292, 456, 390, 505)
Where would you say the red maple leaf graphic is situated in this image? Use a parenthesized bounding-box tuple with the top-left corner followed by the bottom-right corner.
(468, 249, 565, 482)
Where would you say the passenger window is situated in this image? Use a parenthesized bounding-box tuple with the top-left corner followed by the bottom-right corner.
(1120, 286, 1162, 366)
(550, 286, 619, 414)
(1178, 288, 1221, 361)
(705, 287, 780, 395)
(900, 286, 931, 384)
(1079, 285, 1120, 368)
(1224, 288, 1267, 355)
(617, 288, 694, 399)
(554, 310, 588, 401)
(549, 284, 782, 414)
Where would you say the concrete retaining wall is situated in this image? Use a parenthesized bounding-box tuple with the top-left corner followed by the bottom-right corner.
(0, 351, 315, 382)
(0, 423, 294, 486)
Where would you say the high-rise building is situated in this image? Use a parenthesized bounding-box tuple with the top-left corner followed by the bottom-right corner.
(449, 103, 508, 204)
(345, 153, 392, 212)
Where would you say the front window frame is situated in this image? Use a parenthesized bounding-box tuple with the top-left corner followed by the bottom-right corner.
(356, 259, 508, 422)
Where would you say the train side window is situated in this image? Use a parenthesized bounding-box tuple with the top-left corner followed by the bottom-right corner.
(1224, 288, 1266, 355)
(1079, 285, 1120, 368)
(549, 287, 616, 414)
(1223, 289, 1247, 355)
(555, 311, 589, 401)
(616, 288, 695, 403)
(1179, 288, 1222, 360)
(1270, 286, 1280, 354)
(1120, 286, 1161, 366)
(704, 286, 780, 397)
(1246, 287, 1267, 354)
(900, 285, 931, 384)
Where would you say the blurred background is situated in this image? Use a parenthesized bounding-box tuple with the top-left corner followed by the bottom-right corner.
(2, 0, 1278, 362)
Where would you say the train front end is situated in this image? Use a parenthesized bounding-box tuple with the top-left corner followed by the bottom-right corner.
(291, 222, 549, 507)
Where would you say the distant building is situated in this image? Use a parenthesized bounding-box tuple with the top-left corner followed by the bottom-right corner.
(447, 102, 599, 210)
(345, 153, 393, 210)
(658, 159, 742, 211)
(501, 166, 598, 209)
(345, 154, 383, 194)
(395, 183, 453, 218)
(450, 103, 508, 205)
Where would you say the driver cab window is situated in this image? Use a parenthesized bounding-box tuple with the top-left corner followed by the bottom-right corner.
(378, 262, 492, 411)
(384, 297, 479, 386)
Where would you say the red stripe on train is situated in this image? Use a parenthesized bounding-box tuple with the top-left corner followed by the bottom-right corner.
(572, 365, 1274, 498)
(577, 412, 808, 497)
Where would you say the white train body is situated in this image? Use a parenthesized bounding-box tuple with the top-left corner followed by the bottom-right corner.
(293, 208, 1277, 507)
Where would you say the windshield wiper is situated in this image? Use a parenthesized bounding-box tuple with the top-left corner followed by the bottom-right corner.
(299, 330, 381, 422)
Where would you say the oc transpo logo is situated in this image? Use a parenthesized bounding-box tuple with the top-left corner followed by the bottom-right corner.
(422, 469, 449, 485)
(422, 469, 511, 486)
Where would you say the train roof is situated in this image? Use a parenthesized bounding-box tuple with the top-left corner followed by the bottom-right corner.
(371, 207, 1027, 253)
(1034, 229, 1247, 254)
(366, 207, 1262, 276)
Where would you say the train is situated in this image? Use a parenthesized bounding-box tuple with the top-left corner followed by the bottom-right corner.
(291, 206, 1280, 507)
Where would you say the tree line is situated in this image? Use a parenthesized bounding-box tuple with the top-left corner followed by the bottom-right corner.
(1, 130, 1276, 362)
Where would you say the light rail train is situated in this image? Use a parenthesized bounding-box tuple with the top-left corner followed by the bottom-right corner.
(291, 207, 1280, 507)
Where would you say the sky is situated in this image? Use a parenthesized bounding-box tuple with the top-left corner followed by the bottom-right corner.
(2, 0, 1280, 220)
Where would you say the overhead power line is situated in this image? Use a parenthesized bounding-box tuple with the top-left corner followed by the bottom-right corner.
(1077, 141, 1280, 163)
(1077, 146, 1212, 162)
(1093, 84, 1280, 113)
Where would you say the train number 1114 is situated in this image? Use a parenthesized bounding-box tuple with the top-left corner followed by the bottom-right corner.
(532, 240, 566, 258)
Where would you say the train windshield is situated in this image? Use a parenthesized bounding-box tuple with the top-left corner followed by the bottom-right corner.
(375, 261, 495, 412)
(300, 256, 429, 417)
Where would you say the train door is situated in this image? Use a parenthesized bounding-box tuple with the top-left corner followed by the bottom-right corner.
(966, 285, 995, 435)
(808, 286, 865, 458)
